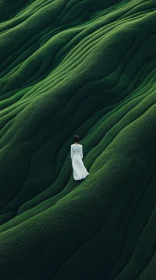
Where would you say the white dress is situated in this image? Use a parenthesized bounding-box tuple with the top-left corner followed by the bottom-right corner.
(71, 144, 89, 180)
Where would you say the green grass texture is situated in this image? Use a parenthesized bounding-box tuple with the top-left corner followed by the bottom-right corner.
(0, 0, 156, 279)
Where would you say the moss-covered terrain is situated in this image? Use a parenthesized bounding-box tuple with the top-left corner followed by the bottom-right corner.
(0, 0, 156, 279)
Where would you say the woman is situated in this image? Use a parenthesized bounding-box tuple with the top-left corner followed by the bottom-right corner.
(71, 135, 89, 180)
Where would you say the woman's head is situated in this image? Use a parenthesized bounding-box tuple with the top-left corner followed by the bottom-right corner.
(73, 135, 80, 143)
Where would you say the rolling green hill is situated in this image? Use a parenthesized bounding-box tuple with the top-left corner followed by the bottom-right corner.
(0, 0, 156, 279)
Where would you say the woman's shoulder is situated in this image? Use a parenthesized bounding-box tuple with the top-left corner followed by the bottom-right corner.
(71, 144, 82, 146)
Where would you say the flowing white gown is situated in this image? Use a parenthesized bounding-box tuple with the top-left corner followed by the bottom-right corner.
(71, 143, 89, 180)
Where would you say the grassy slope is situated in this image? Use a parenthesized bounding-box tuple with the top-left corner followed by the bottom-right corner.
(0, 0, 156, 279)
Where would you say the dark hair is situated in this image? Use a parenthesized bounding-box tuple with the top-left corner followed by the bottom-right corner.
(73, 135, 80, 143)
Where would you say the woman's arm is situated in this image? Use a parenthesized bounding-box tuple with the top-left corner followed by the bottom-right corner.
(81, 145, 83, 159)
(71, 145, 73, 159)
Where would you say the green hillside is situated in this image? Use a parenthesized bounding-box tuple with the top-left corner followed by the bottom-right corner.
(0, 0, 156, 279)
